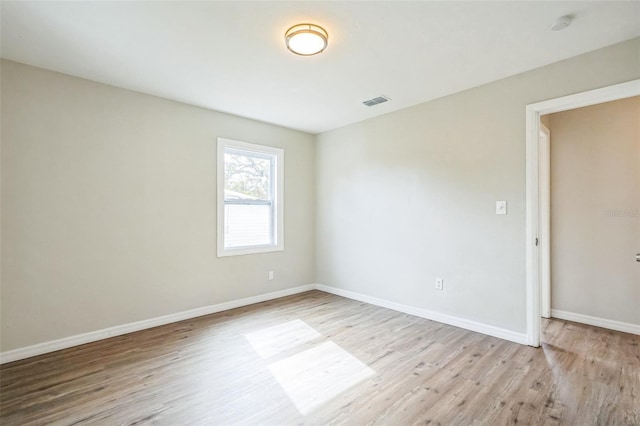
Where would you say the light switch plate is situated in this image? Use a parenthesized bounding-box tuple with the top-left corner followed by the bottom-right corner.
(496, 201, 507, 215)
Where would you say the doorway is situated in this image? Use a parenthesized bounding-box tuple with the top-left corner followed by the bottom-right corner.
(525, 79, 640, 347)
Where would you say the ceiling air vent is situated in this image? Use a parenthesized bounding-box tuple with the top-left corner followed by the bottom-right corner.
(362, 95, 390, 107)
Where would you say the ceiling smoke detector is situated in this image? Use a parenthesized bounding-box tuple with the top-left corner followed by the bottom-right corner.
(550, 15, 573, 31)
(363, 95, 390, 107)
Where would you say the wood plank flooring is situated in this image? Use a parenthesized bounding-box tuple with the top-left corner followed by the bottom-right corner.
(1, 290, 638, 425)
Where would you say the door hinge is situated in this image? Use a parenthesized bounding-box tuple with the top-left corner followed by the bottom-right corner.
(535, 238, 539, 246)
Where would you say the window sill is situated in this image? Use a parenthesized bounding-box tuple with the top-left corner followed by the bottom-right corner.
(217, 244, 284, 258)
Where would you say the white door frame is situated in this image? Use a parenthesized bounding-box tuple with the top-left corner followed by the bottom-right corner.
(525, 79, 640, 347)
(539, 123, 551, 319)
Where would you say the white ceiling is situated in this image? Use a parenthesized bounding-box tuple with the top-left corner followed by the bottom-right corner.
(1, 1, 639, 134)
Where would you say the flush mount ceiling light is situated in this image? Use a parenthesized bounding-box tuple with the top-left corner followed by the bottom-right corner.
(285, 23, 328, 56)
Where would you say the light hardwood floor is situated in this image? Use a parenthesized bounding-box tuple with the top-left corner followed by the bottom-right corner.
(1, 290, 638, 425)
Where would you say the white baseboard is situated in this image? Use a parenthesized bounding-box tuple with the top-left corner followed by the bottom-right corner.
(1, 282, 534, 364)
(551, 309, 640, 335)
(0, 284, 315, 364)
(315, 284, 528, 345)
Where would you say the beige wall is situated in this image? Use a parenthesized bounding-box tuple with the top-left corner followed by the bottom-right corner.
(548, 96, 639, 325)
(2, 38, 639, 353)
(316, 38, 640, 333)
(1, 60, 316, 352)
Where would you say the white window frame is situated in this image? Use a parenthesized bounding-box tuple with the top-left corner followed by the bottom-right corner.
(217, 137, 284, 257)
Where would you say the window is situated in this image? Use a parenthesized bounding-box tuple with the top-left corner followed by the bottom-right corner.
(217, 138, 284, 257)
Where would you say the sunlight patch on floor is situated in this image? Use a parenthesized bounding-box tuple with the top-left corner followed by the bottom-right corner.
(244, 319, 321, 358)
(268, 341, 375, 415)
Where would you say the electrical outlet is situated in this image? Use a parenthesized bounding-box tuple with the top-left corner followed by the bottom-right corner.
(268, 271, 274, 281)
(435, 278, 444, 290)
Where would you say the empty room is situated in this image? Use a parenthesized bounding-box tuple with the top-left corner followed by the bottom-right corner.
(1, 1, 639, 425)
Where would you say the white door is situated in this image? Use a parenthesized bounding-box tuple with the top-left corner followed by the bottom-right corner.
(538, 124, 551, 319)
